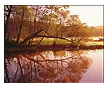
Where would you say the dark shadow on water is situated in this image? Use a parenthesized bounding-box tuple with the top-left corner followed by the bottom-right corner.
(4, 50, 92, 83)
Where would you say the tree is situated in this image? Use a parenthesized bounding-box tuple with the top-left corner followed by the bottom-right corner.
(5, 5, 35, 43)
(16, 6, 25, 43)
(5, 5, 89, 46)
(65, 15, 88, 41)
(4, 5, 12, 40)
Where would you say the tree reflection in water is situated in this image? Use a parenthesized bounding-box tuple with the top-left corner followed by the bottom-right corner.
(4, 50, 92, 83)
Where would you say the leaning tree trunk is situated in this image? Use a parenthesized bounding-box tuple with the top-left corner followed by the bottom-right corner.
(21, 34, 73, 44)
(20, 28, 45, 44)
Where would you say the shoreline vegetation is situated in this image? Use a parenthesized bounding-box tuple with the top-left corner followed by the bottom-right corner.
(5, 44, 104, 54)
(5, 38, 104, 54)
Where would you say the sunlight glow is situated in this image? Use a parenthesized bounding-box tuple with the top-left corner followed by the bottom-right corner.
(68, 6, 103, 26)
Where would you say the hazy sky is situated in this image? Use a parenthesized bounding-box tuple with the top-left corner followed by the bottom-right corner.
(68, 6, 103, 26)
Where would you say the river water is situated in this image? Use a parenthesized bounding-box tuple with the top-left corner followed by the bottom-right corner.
(4, 49, 103, 83)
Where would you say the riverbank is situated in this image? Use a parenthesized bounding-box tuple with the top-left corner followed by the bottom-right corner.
(5, 44, 104, 54)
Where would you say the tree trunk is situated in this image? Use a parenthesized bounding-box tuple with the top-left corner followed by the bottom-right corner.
(4, 5, 12, 40)
(34, 8, 38, 32)
(16, 7, 24, 44)
(29, 15, 32, 44)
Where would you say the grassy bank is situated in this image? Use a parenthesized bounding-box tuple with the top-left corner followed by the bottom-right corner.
(5, 39, 104, 53)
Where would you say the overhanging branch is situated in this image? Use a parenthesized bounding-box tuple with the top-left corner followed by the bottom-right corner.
(20, 28, 45, 44)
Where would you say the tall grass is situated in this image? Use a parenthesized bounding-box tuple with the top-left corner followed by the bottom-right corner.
(35, 38, 71, 46)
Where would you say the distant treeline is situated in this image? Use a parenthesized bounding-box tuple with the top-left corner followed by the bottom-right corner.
(87, 26, 103, 37)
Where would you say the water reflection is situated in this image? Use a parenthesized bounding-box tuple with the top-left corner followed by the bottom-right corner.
(4, 50, 92, 83)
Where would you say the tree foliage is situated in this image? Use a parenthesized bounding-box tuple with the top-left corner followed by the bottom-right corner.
(4, 5, 89, 45)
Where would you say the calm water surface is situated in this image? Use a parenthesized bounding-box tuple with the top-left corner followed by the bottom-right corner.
(80, 50, 103, 83)
(4, 49, 103, 83)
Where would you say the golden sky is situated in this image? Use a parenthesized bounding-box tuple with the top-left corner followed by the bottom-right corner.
(68, 6, 103, 26)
